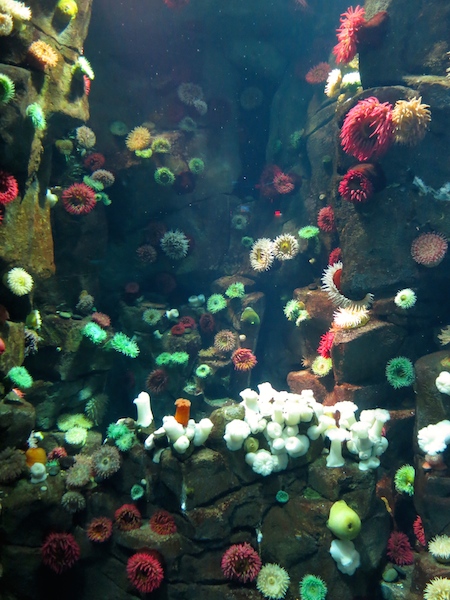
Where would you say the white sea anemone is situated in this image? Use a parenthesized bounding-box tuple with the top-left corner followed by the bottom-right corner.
(0, 0, 31, 20)
(424, 577, 450, 600)
(249, 238, 274, 272)
(394, 288, 416, 309)
(429, 535, 450, 562)
(324, 68, 342, 98)
(5, 267, 33, 296)
(321, 262, 374, 309)
(272, 234, 299, 261)
(256, 563, 290, 599)
(333, 307, 370, 329)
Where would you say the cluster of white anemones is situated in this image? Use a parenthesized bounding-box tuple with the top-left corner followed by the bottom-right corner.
(249, 234, 299, 272)
(223, 382, 389, 476)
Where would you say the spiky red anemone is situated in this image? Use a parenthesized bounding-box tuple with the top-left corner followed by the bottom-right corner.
(126, 551, 164, 594)
(273, 171, 295, 195)
(221, 542, 262, 583)
(317, 331, 335, 358)
(149, 509, 177, 535)
(0, 170, 19, 205)
(333, 5, 366, 65)
(231, 348, 257, 371)
(179, 316, 196, 330)
(340, 97, 394, 161)
(305, 62, 331, 84)
(41, 532, 81, 574)
(62, 182, 97, 215)
(146, 369, 169, 395)
(114, 504, 142, 531)
(47, 446, 68, 461)
(339, 168, 374, 203)
(87, 517, 113, 543)
(386, 531, 414, 565)
(83, 152, 105, 172)
(317, 206, 336, 232)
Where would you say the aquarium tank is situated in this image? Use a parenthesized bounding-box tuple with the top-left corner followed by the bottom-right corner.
(0, 0, 449, 597)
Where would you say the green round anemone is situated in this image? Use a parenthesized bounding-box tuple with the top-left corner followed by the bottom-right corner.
(298, 225, 320, 239)
(311, 356, 333, 377)
(115, 431, 136, 451)
(188, 157, 205, 175)
(26, 103, 46, 130)
(154, 167, 175, 186)
(394, 288, 416, 309)
(131, 483, 145, 501)
(96, 192, 111, 205)
(109, 332, 140, 358)
(151, 137, 171, 154)
(142, 308, 162, 327)
(0, 73, 15, 104)
(276, 490, 289, 504)
(241, 236, 254, 248)
(107, 422, 130, 440)
(135, 148, 153, 159)
(7, 366, 33, 389)
(207, 293, 227, 314)
(386, 356, 415, 389)
(394, 464, 415, 496)
(195, 364, 211, 378)
(170, 351, 189, 365)
(155, 352, 172, 366)
(299, 574, 328, 600)
(283, 299, 304, 321)
(82, 322, 107, 344)
(225, 282, 245, 299)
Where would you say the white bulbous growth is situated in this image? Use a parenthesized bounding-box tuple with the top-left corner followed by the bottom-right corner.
(173, 435, 190, 454)
(285, 435, 310, 458)
(224, 419, 251, 450)
(193, 418, 214, 446)
(133, 391, 154, 428)
(329, 539, 360, 575)
(436, 371, 450, 395)
(326, 428, 348, 468)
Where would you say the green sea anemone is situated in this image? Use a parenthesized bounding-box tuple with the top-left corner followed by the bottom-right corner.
(226, 282, 245, 299)
(311, 356, 333, 377)
(207, 294, 227, 314)
(276, 490, 289, 504)
(296, 310, 310, 326)
(188, 157, 205, 174)
(107, 422, 130, 440)
(298, 225, 320, 240)
(151, 137, 171, 153)
(154, 167, 175, 186)
(55, 0, 78, 20)
(394, 288, 416, 309)
(115, 431, 136, 451)
(7, 366, 33, 389)
(299, 574, 328, 600)
(72, 56, 95, 80)
(195, 364, 211, 378)
(83, 175, 104, 192)
(82, 322, 107, 344)
(131, 483, 145, 501)
(240, 306, 260, 325)
(170, 351, 189, 365)
(241, 236, 254, 248)
(26, 103, 46, 130)
(283, 299, 305, 321)
(109, 332, 140, 358)
(394, 464, 415, 496)
(135, 148, 153, 159)
(0, 73, 15, 104)
(155, 352, 172, 366)
(142, 308, 162, 326)
(386, 356, 415, 389)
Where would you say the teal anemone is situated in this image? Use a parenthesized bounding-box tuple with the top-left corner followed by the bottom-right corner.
(26, 103, 46, 130)
(0, 74, 15, 104)
(299, 574, 328, 600)
(188, 157, 205, 174)
(195, 364, 211, 378)
(109, 332, 140, 358)
(298, 225, 320, 240)
(131, 484, 145, 501)
(207, 294, 227, 314)
(7, 366, 33, 389)
(225, 282, 245, 299)
(394, 288, 417, 309)
(154, 167, 175, 186)
(276, 490, 289, 504)
(82, 322, 107, 344)
(385, 356, 415, 389)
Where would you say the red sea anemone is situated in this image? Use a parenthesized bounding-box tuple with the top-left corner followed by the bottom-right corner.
(317, 331, 335, 358)
(47, 447, 68, 461)
(62, 182, 97, 215)
(333, 5, 366, 65)
(231, 348, 257, 371)
(386, 531, 414, 565)
(256, 164, 282, 199)
(41, 532, 81, 574)
(221, 542, 262, 583)
(273, 171, 295, 195)
(339, 168, 374, 203)
(87, 517, 113, 543)
(149, 509, 177, 535)
(83, 152, 105, 172)
(0, 170, 19, 204)
(317, 206, 336, 232)
(146, 369, 169, 394)
(114, 504, 142, 531)
(340, 97, 394, 161)
(171, 323, 186, 336)
(411, 232, 448, 267)
(180, 315, 196, 330)
(305, 62, 331, 84)
(126, 551, 164, 594)
(413, 516, 426, 547)
(136, 244, 157, 264)
(91, 312, 111, 328)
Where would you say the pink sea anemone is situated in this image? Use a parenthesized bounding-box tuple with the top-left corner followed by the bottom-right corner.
(221, 542, 262, 583)
(318, 206, 336, 232)
(413, 515, 426, 547)
(305, 62, 331, 84)
(114, 504, 142, 531)
(328, 247, 342, 265)
(0, 170, 19, 205)
(41, 532, 81, 574)
(339, 168, 374, 203)
(333, 5, 366, 65)
(91, 312, 111, 328)
(411, 232, 448, 267)
(126, 551, 164, 594)
(340, 97, 394, 161)
(62, 182, 97, 215)
(386, 531, 414, 565)
(317, 331, 335, 358)
(149, 509, 177, 535)
(273, 171, 295, 195)
(231, 348, 257, 371)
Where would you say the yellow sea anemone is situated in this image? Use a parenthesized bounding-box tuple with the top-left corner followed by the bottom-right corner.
(424, 577, 450, 600)
(392, 97, 431, 145)
(126, 126, 151, 152)
(256, 563, 290, 599)
(429, 535, 450, 563)
(27, 40, 59, 70)
(64, 426, 87, 447)
(5, 267, 33, 296)
(57, 413, 93, 432)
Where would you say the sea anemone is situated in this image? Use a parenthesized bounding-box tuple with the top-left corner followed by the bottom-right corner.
(332, 6, 366, 65)
(325, 69, 343, 98)
(273, 172, 295, 195)
(221, 542, 262, 583)
(273, 234, 299, 260)
(65, 457, 92, 488)
(57, 413, 93, 431)
(91, 312, 111, 328)
(41, 532, 80, 574)
(154, 167, 175, 186)
(340, 97, 394, 161)
(317, 331, 335, 359)
(76, 125, 96, 149)
(429, 536, 450, 563)
(231, 347, 257, 371)
(328, 247, 342, 265)
(178, 82, 204, 106)
(333, 306, 370, 329)
(413, 516, 426, 547)
(65, 426, 87, 447)
(0, 447, 26, 483)
(125, 126, 151, 152)
(424, 577, 450, 600)
(170, 323, 186, 336)
(299, 574, 328, 600)
(146, 369, 169, 394)
(62, 182, 97, 216)
(131, 484, 144, 501)
(341, 72, 362, 94)
(394, 288, 416, 309)
(386, 531, 414, 566)
(114, 503, 142, 531)
(61, 491, 86, 513)
(5, 267, 33, 295)
(72, 56, 94, 80)
(321, 262, 374, 309)
(225, 282, 245, 298)
(82, 322, 107, 344)
(385, 356, 415, 389)
(199, 312, 215, 334)
(1, 0, 32, 21)
(28, 40, 59, 70)
(0, 13, 13, 36)
(305, 62, 330, 85)
(0, 170, 18, 206)
(311, 356, 333, 377)
(92, 445, 121, 479)
(298, 225, 320, 240)
(214, 329, 238, 352)
(317, 206, 336, 232)
(283, 299, 305, 321)
(126, 551, 164, 594)
(411, 232, 448, 267)
(83, 152, 105, 171)
(392, 97, 431, 145)
(109, 332, 140, 357)
(86, 517, 113, 543)
(149, 509, 177, 535)
(136, 244, 157, 264)
(151, 136, 171, 153)
(188, 157, 205, 174)
(394, 464, 415, 496)
(7, 365, 33, 388)
(0, 73, 14, 103)
(256, 563, 290, 599)
(91, 169, 115, 188)
(160, 229, 189, 260)
(338, 168, 374, 203)
(195, 363, 212, 378)
(26, 103, 46, 130)
(207, 293, 227, 314)
(250, 238, 275, 272)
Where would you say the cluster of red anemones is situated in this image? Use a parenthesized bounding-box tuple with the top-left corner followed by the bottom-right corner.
(317, 206, 336, 232)
(149, 510, 177, 535)
(126, 551, 164, 594)
(146, 369, 169, 395)
(41, 532, 81, 574)
(333, 5, 366, 65)
(0, 170, 19, 205)
(256, 164, 282, 199)
(386, 531, 414, 565)
(221, 542, 262, 583)
(47, 446, 68, 461)
(305, 62, 331, 84)
(114, 504, 142, 531)
(86, 517, 113, 543)
(91, 312, 111, 328)
(231, 348, 257, 371)
(83, 152, 105, 172)
(317, 331, 335, 358)
(62, 182, 97, 216)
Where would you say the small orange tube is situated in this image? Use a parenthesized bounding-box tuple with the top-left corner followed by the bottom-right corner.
(174, 398, 191, 427)
(25, 447, 47, 467)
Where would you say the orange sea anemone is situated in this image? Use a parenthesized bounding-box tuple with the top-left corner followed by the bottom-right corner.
(231, 348, 257, 371)
(28, 40, 59, 71)
(174, 398, 191, 427)
(126, 126, 151, 152)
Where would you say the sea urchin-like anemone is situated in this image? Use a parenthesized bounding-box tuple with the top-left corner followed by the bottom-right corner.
(411, 232, 448, 267)
(394, 288, 416, 309)
(114, 503, 142, 531)
(424, 577, 450, 600)
(386, 531, 414, 566)
(305, 62, 331, 85)
(160, 229, 189, 260)
(221, 542, 262, 583)
(214, 329, 238, 352)
(317, 206, 336, 232)
(125, 126, 151, 152)
(299, 574, 328, 600)
(256, 563, 290, 599)
(91, 445, 121, 480)
(231, 348, 257, 371)
(5, 267, 33, 296)
(146, 368, 169, 394)
(41, 532, 80, 574)
(28, 41, 59, 71)
(62, 182, 97, 215)
(149, 509, 177, 535)
(87, 517, 113, 543)
(126, 551, 164, 594)
(394, 464, 415, 496)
